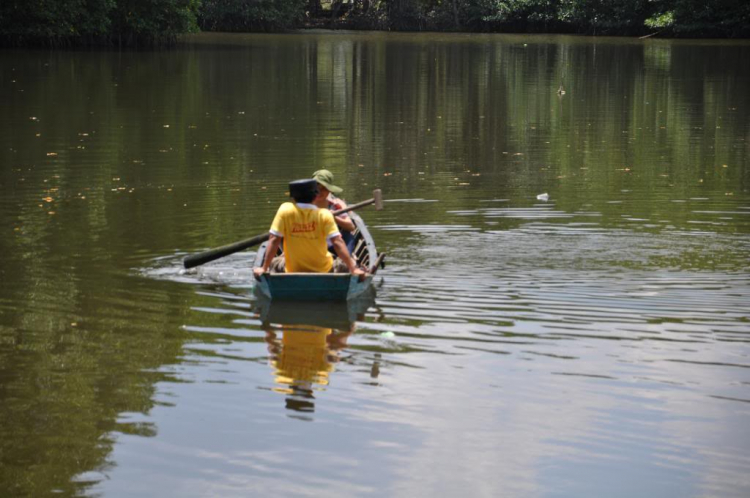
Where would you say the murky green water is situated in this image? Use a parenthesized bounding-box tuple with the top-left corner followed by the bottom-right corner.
(1, 32, 749, 497)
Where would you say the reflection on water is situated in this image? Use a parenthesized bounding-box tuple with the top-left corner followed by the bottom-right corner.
(258, 297, 372, 417)
(256, 293, 375, 330)
(1, 32, 749, 497)
(265, 325, 345, 415)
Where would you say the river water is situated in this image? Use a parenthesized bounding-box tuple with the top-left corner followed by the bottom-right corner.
(1, 32, 749, 497)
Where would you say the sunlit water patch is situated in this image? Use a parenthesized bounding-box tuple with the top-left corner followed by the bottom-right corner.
(125, 214, 750, 497)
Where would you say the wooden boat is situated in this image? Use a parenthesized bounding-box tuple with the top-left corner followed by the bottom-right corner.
(253, 210, 383, 301)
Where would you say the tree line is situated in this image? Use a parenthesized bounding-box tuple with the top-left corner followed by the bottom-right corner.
(1, 0, 748, 46)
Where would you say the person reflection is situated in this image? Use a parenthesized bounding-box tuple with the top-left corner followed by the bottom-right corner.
(263, 323, 353, 415)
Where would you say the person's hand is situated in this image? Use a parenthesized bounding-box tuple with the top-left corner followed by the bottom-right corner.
(253, 267, 267, 280)
(351, 267, 367, 282)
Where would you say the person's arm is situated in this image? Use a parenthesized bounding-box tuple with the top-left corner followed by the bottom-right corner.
(329, 196, 356, 232)
(330, 235, 364, 277)
(334, 214, 355, 232)
(253, 234, 282, 279)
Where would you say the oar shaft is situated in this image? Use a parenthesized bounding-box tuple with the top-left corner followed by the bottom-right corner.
(333, 189, 382, 216)
(332, 197, 373, 216)
(183, 232, 270, 269)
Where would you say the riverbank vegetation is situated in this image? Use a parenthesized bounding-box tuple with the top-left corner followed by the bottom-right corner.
(1, 0, 748, 46)
(0, 0, 201, 46)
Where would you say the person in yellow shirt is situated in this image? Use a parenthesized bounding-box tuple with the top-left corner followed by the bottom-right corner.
(253, 179, 364, 278)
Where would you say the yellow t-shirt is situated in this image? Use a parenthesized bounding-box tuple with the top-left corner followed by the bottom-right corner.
(270, 202, 339, 273)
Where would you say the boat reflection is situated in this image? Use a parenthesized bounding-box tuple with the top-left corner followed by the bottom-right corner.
(256, 294, 375, 417)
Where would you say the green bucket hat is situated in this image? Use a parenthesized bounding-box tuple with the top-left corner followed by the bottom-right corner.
(312, 169, 343, 194)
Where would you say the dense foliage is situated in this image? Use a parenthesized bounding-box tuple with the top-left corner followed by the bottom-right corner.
(373, 0, 750, 36)
(0, 0, 200, 46)
(110, 0, 201, 45)
(657, 0, 750, 37)
(198, 0, 307, 32)
(0, 0, 747, 46)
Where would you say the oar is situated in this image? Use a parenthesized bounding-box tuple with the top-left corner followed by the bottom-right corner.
(369, 252, 386, 275)
(183, 189, 383, 269)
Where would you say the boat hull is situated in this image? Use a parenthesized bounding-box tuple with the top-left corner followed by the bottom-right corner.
(255, 273, 373, 301)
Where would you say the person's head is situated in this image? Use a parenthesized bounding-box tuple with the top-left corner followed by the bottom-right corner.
(288, 179, 319, 204)
(312, 169, 343, 196)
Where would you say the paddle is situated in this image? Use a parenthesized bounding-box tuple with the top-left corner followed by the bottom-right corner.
(183, 189, 383, 269)
(369, 252, 386, 275)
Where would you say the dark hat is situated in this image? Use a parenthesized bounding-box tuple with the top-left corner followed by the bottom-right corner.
(288, 178, 319, 202)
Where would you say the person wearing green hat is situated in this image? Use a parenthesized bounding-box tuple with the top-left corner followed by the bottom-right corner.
(312, 169, 356, 253)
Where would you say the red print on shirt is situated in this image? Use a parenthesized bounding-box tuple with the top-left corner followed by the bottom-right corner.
(291, 222, 316, 234)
